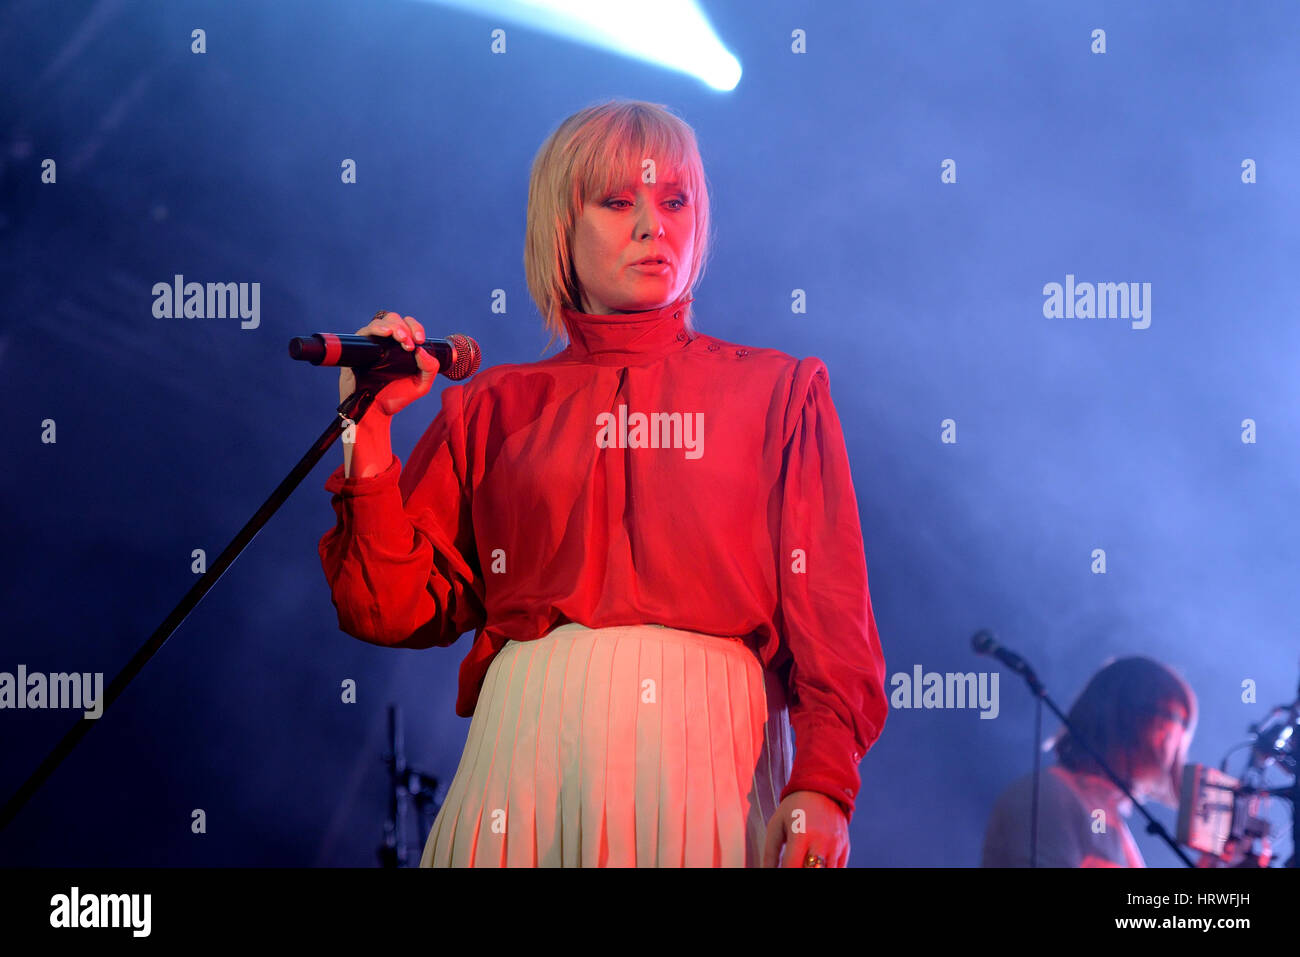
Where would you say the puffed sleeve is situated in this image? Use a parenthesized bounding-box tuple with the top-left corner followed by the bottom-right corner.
(318, 383, 486, 649)
(775, 358, 888, 820)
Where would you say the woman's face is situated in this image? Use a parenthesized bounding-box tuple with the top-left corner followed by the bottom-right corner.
(1134, 701, 1193, 805)
(570, 168, 695, 314)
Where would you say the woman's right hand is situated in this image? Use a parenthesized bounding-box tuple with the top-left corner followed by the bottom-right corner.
(339, 312, 441, 417)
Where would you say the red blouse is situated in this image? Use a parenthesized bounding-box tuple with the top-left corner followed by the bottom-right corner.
(318, 295, 887, 819)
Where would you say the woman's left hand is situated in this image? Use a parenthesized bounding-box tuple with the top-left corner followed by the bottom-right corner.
(763, 790, 849, 867)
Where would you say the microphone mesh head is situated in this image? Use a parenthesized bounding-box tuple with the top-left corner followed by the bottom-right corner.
(445, 334, 482, 380)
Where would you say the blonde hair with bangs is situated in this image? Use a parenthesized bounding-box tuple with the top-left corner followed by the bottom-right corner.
(524, 99, 714, 355)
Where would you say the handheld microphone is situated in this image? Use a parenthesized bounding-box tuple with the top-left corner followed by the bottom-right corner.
(288, 332, 482, 381)
(971, 629, 1044, 695)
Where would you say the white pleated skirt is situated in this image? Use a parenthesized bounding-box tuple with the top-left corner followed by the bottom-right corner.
(420, 621, 794, 867)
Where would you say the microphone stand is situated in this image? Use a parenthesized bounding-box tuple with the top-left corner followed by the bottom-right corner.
(378, 703, 443, 868)
(379, 704, 410, 869)
(0, 384, 385, 833)
(1006, 657, 1197, 868)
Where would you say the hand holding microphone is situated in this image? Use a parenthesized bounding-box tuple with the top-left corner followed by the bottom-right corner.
(287, 311, 481, 478)
(288, 311, 481, 415)
(336, 312, 442, 417)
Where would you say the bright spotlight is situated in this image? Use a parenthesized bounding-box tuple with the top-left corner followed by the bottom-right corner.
(430, 0, 742, 91)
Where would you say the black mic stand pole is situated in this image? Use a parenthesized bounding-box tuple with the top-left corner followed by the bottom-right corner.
(0, 384, 385, 833)
(1007, 663, 1197, 868)
(378, 703, 443, 867)
(379, 704, 413, 868)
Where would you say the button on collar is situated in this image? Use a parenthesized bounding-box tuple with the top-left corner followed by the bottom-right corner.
(559, 295, 695, 367)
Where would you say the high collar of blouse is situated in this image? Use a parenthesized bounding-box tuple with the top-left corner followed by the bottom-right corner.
(559, 295, 697, 366)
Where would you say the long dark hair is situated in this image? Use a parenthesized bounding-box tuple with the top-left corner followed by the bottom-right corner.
(1051, 656, 1197, 788)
